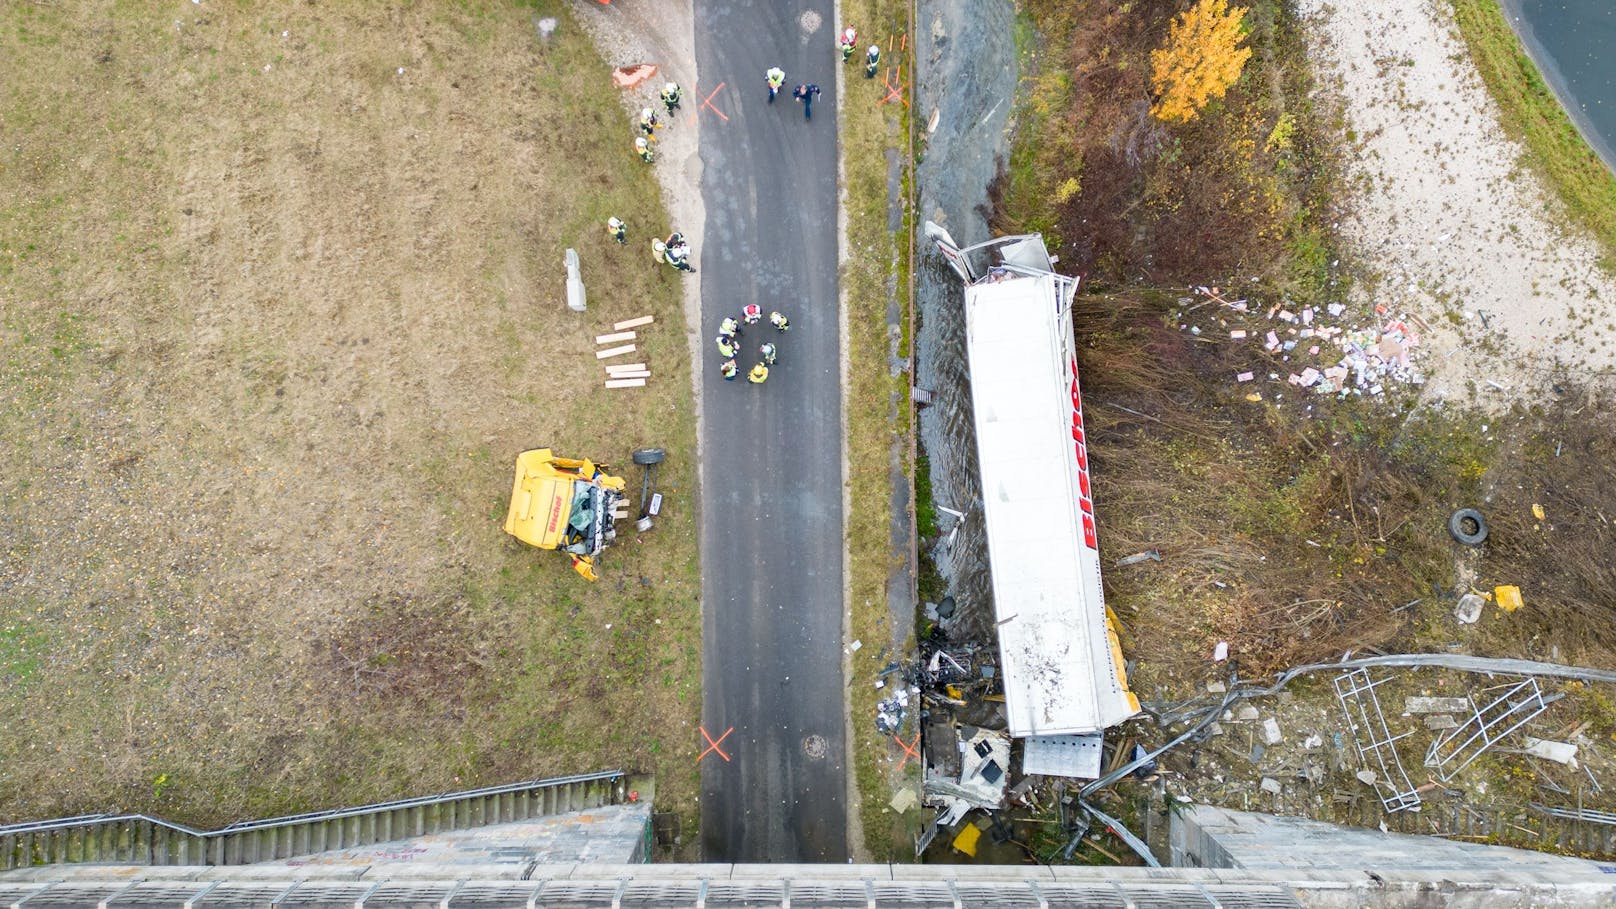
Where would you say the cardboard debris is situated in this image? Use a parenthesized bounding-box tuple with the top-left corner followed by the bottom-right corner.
(1262, 718, 1283, 746)
(1405, 697, 1470, 715)
(1185, 287, 1426, 404)
(612, 63, 658, 89)
(1523, 737, 1579, 767)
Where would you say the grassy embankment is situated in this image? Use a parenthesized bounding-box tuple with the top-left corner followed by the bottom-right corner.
(0, 0, 700, 833)
(996, 0, 1616, 860)
(1449, 0, 1616, 265)
(839, 0, 920, 862)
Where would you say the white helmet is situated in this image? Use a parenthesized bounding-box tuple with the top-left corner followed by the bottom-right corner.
(635, 137, 648, 149)
(869, 44, 880, 54)
(664, 82, 678, 93)
(641, 106, 654, 119)
(607, 217, 623, 229)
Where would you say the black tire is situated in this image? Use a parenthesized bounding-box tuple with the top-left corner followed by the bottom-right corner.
(632, 448, 666, 466)
(1448, 508, 1488, 546)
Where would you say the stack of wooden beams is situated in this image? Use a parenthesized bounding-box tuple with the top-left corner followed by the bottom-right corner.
(595, 315, 653, 387)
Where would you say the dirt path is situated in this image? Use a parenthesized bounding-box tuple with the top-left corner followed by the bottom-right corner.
(1300, 0, 1616, 405)
(569, 1, 706, 367)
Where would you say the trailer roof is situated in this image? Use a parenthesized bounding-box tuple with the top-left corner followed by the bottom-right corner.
(963, 272, 1138, 735)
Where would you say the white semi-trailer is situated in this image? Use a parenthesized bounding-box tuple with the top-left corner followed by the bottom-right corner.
(928, 224, 1139, 736)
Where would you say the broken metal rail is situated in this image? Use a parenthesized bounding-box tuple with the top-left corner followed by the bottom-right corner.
(1424, 679, 1559, 781)
(1334, 669, 1424, 812)
(1078, 652, 1616, 849)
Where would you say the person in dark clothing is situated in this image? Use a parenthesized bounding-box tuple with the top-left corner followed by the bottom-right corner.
(792, 84, 822, 120)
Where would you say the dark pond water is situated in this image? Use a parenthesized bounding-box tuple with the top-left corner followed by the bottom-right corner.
(1500, 0, 1616, 173)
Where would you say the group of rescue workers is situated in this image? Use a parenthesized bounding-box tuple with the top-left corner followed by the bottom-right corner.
(715, 305, 790, 385)
(601, 24, 884, 384)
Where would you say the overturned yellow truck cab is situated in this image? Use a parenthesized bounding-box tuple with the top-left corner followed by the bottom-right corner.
(503, 448, 627, 581)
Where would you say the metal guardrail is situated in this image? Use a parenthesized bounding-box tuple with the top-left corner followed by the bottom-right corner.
(210, 770, 625, 834)
(0, 770, 625, 868)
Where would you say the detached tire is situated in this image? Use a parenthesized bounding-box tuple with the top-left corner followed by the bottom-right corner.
(1449, 508, 1488, 546)
(632, 448, 666, 466)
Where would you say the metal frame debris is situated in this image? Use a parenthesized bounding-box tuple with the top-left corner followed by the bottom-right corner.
(1333, 669, 1423, 813)
(1424, 679, 1559, 782)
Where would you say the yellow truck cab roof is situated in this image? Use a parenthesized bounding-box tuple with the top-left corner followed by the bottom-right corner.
(503, 448, 625, 554)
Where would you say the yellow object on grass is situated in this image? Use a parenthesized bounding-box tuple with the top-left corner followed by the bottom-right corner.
(951, 822, 982, 857)
(503, 448, 627, 581)
(1495, 585, 1523, 612)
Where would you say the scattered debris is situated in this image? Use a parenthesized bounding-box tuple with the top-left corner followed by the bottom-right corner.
(889, 787, 919, 814)
(1334, 669, 1423, 812)
(1405, 696, 1470, 715)
(612, 63, 658, 89)
(1213, 641, 1230, 662)
(1425, 678, 1557, 781)
(1495, 585, 1523, 613)
(1179, 285, 1426, 406)
(1114, 548, 1162, 567)
(1022, 733, 1104, 779)
(875, 686, 916, 734)
(1261, 718, 1283, 746)
(950, 821, 981, 857)
(1454, 593, 1484, 624)
(1448, 508, 1489, 546)
(1522, 737, 1579, 767)
(924, 726, 1011, 826)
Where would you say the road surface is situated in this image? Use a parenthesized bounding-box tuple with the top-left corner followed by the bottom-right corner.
(695, 1, 848, 863)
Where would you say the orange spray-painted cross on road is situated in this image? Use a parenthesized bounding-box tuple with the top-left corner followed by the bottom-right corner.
(699, 82, 729, 122)
(894, 732, 921, 769)
(698, 725, 734, 763)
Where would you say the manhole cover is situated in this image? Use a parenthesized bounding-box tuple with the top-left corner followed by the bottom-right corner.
(803, 734, 827, 759)
(799, 10, 823, 36)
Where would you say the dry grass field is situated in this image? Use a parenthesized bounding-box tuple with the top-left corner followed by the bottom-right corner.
(0, 0, 701, 828)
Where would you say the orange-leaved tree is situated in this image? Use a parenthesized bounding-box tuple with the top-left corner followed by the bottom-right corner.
(1149, 0, 1253, 123)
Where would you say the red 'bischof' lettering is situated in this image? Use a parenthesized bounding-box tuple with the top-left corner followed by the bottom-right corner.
(1070, 358, 1099, 550)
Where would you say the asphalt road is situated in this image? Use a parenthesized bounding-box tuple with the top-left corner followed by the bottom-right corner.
(694, 2, 848, 863)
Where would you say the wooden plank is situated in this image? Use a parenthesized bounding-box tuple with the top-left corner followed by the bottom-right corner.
(604, 370, 651, 379)
(595, 344, 636, 359)
(595, 330, 637, 345)
(605, 378, 647, 389)
(613, 315, 654, 330)
(605, 363, 647, 373)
